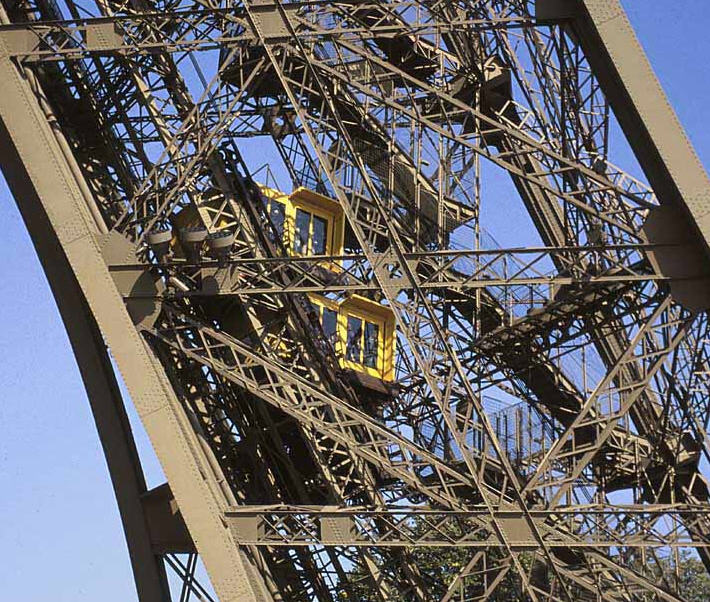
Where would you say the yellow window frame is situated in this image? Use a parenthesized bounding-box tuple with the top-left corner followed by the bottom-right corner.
(290, 203, 334, 257)
(261, 185, 345, 270)
(341, 308, 386, 380)
(308, 293, 396, 382)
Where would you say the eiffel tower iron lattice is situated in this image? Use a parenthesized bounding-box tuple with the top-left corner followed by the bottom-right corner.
(2, 0, 710, 600)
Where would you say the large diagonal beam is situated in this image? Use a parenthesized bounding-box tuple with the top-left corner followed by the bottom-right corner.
(0, 121, 171, 602)
(538, 0, 710, 258)
(0, 29, 270, 602)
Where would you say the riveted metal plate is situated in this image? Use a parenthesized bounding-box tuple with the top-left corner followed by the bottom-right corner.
(85, 22, 123, 52)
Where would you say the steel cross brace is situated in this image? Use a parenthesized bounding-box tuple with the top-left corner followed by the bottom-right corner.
(231, 4, 696, 600)
(0, 8, 533, 62)
(109, 243, 666, 299)
(236, 5, 633, 600)
(222, 505, 710, 549)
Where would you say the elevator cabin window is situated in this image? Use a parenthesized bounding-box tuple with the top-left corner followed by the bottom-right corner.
(321, 306, 338, 347)
(259, 186, 345, 271)
(294, 208, 328, 255)
(268, 198, 286, 239)
(346, 316, 380, 369)
(309, 293, 395, 382)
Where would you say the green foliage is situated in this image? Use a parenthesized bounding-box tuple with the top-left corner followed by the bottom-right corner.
(336, 548, 710, 601)
(336, 547, 531, 601)
(651, 551, 710, 602)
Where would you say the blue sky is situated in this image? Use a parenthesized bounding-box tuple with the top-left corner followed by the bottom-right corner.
(1, 2, 710, 600)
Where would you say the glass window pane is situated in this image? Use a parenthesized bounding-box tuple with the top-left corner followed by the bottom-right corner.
(294, 208, 311, 254)
(308, 299, 319, 317)
(269, 200, 286, 240)
(363, 321, 379, 368)
(346, 316, 363, 362)
(312, 215, 327, 255)
(322, 307, 338, 346)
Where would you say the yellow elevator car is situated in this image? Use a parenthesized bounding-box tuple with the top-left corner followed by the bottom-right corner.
(261, 185, 396, 384)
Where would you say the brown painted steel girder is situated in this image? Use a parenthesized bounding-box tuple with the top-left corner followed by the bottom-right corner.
(2, 1, 710, 601)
